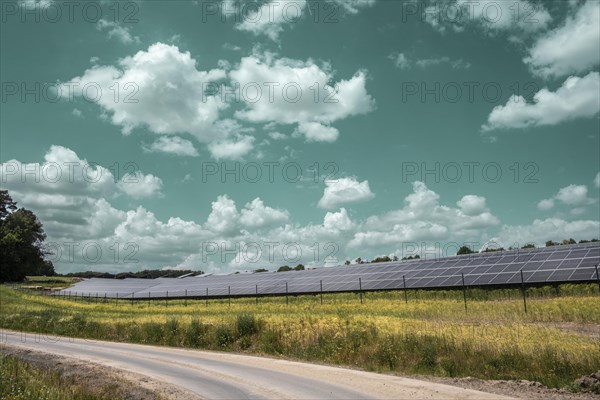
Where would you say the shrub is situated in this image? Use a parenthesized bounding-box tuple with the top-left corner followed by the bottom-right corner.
(236, 313, 260, 337)
(215, 324, 234, 348)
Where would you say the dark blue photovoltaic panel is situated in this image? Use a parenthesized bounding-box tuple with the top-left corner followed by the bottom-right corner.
(55, 242, 600, 299)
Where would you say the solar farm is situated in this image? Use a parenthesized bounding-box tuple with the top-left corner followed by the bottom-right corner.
(58, 242, 600, 300)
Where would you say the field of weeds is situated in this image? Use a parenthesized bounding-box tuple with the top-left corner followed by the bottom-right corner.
(1, 283, 599, 390)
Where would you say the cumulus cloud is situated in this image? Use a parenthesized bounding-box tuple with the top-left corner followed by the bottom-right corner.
(96, 19, 140, 44)
(117, 171, 163, 199)
(7, 146, 599, 273)
(496, 218, 600, 247)
(143, 136, 199, 157)
(482, 72, 600, 131)
(229, 52, 374, 141)
(318, 177, 375, 209)
(594, 172, 600, 188)
(349, 182, 499, 249)
(296, 122, 339, 142)
(524, 0, 599, 78)
(537, 198, 555, 211)
(323, 208, 354, 231)
(239, 198, 289, 228)
(207, 135, 255, 160)
(61, 43, 228, 142)
(537, 184, 595, 212)
(205, 195, 289, 235)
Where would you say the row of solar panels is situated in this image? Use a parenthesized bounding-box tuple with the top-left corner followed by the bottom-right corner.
(57, 242, 600, 299)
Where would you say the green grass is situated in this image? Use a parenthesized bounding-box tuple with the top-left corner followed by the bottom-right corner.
(0, 354, 118, 400)
(1, 283, 599, 390)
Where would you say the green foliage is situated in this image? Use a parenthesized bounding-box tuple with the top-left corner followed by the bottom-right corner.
(276, 266, 291, 272)
(0, 354, 119, 399)
(0, 191, 55, 282)
(215, 325, 235, 348)
(236, 313, 260, 337)
(456, 246, 475, 255)
(1, 284, 599, 389)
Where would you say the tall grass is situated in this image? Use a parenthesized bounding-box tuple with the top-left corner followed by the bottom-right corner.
(0, 354, 119, 400)
(1, 284, 598, 389)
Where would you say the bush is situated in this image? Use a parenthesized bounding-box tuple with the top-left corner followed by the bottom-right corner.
(236, 313, 260, 337)
(185, 319, 209, 347)
(215, 324, 234, 348)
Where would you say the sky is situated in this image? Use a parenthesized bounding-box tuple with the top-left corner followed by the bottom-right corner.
(0, 0, 599, 274)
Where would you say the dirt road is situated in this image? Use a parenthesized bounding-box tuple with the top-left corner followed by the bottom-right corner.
(1, 329, 512, 399)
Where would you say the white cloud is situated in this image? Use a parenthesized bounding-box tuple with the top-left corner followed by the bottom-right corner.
(537, 184, 595, 212)
(233, 0, 307, 41)
(389, 53, 470, 70)
(96, 19, 140, 44)
(297, 122, 339, 142)
(425, 0, 551, 34)
(268, 131, 287, 140)
(117, 172, 163, 199)
(62, 42, 228, 142)
(537, 198, 555, 211)
(205, 195, 240, 235)
(323, 208, 353, 231)
(18, 0, 53, 9)
(318, 177, 375, 209)
(415, 57, 471, 69)
(350, 182, 499, 248)
(330, 0, 375, 14)
(205, 195, 289, 235)
(524, 0, 599, 78)
(496, 218, 600, 247)
(207, 134, 255, 160)
(594, 172, 600, 188)
(229, 52, 374, 141)
(239, 198, 289, 228)
(71, 108, 82, 118)
(482, 72, 600, 131)
(555, 184, 594, 206)
(457, 195, 487, 216)
(143, 136, 199, 157)
(388, 52, 410, 69)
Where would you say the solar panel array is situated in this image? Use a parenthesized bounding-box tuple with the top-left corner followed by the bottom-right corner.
(57, 242, 600, 299)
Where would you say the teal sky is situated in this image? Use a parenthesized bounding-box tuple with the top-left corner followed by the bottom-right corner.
(1, 0, 599, 273)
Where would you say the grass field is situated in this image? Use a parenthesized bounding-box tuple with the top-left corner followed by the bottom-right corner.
(1, 281, 599, 390)
(0, 353, 120, 400)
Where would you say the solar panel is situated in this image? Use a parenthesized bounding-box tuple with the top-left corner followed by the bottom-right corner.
(55, 242, 600, 299)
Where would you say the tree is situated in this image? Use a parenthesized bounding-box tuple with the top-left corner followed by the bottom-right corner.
(0, 190, 55, 282)
(344, 260, 350, 266)
(482, 247, 504, 253)
(402, 255, 420, 260)
(521, 243, 536, 249)
(545, 240, 558, 247)
(254, 268, 268, 273)
(457, 246, 475, 255)
(294, 264, 305, 271)
(371, 256, 391, 263)
(277, 265, 291, 272)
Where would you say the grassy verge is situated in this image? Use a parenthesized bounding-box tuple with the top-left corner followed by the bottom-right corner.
(0, 353, 119, 400)
(1, 283, 599, 389)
